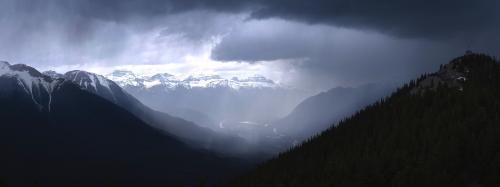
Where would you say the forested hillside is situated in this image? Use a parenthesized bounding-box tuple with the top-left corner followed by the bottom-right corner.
(227, 53, 500, 187)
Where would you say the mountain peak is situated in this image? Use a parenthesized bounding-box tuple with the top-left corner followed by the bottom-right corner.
(152, 72, 174, 77)
(411, 52, 497, 94)
(151, 73, 176, 81)
(43, 70, 64, 79)
(9, 64, 47, 78)
(0, 63, 53, 82)
(0, 63, 65, 111)
(185, 74, 223, 81)
(240, 75, 275, 84)
(65, 70, 114, 93)
(447, 52, 496, 72)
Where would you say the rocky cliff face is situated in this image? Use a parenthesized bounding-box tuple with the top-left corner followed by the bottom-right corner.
(411, 53, 471, 94)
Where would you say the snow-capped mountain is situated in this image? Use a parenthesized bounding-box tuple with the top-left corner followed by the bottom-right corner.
(63, 70, 123, 104)
(0, 61, 65, 111)
(106, 70, 279, 90)
(42, 70, 64, 79)
(65, 70, 113, 91)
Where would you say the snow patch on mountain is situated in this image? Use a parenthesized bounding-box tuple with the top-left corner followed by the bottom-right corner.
(105, 70, 143, 87)
(0, 62, 63, 111)
(65, 71, 114, 92)
(43, 70, 64, 79)
(64, 70, 120, 102)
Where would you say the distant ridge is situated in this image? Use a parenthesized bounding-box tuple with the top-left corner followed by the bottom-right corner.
(106, 70, 280, 90)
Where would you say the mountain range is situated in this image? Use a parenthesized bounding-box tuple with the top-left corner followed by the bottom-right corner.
(106, 70, 280, 90)
(43, 70, 262, 157)
(3, 52, 498, 186)
(0, 61, 246, 186)
(39, 64, 401, 156)
(105, 70, 309, 140)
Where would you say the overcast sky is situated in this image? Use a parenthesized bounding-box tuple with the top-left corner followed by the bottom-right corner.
(0, 0, 499, 91)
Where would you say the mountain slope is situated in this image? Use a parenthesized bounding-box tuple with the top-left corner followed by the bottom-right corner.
(228, 53, 500, 186)
(0, 63, 243, 186)
(58, 70, 261, 157)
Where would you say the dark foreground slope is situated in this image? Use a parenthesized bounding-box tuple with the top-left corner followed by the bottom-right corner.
(0, 65, 243, 186)
(228, 53, 500, 187)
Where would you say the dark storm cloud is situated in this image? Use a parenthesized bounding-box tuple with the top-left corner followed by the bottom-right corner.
(22, 0, 499, 39)
(250, 0, 500, 39)
(3, 0, 498, 45)
(61, 0, 254, 22)
(7, 0, 498, 39)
